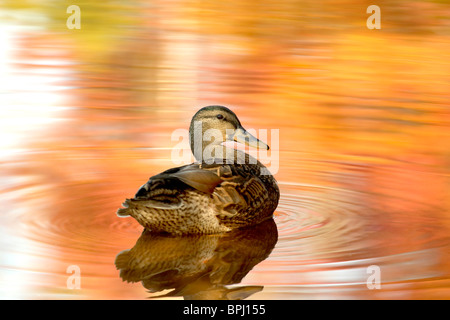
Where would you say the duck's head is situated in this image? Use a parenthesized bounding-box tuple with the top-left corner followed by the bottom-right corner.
(189, 105, 269, 161)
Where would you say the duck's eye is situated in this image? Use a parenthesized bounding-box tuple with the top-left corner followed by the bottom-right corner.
(216, 114, 224, 120)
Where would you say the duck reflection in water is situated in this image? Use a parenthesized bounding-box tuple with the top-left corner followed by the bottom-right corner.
(115, 218, 278, 300)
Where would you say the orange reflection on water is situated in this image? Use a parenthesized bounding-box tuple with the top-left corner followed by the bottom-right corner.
(0, 0, 450, 299)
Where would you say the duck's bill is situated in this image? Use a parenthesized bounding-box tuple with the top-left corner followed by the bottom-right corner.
(231, 127, 269, 150)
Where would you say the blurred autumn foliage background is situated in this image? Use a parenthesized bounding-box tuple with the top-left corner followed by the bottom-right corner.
(1, 0, 450, 299)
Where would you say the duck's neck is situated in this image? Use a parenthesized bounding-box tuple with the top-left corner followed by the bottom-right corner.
(189, 121, 227, 162)
(190, 136, 231, 162)
(190, 138, 254, 166)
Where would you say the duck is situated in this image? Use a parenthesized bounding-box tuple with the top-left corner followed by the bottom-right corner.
(116, 105, 279, 235)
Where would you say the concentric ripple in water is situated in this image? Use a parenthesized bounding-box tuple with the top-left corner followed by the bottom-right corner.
(3, 155, 450, 299)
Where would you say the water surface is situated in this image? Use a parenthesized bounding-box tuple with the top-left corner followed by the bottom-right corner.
(1, 0, 450, 299)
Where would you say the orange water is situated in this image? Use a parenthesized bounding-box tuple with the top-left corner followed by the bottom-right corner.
(1, 0, 450, 299)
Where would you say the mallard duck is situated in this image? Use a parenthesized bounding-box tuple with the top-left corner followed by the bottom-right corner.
(117, 105, 279, 235)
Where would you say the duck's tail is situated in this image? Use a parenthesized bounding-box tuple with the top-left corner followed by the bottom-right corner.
(116, 198, 182, 218)
(116, 200, 132, 217)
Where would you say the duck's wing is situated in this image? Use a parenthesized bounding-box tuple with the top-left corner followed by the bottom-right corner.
(200, 161, 273, 225)
(168, 165, 223, 194)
